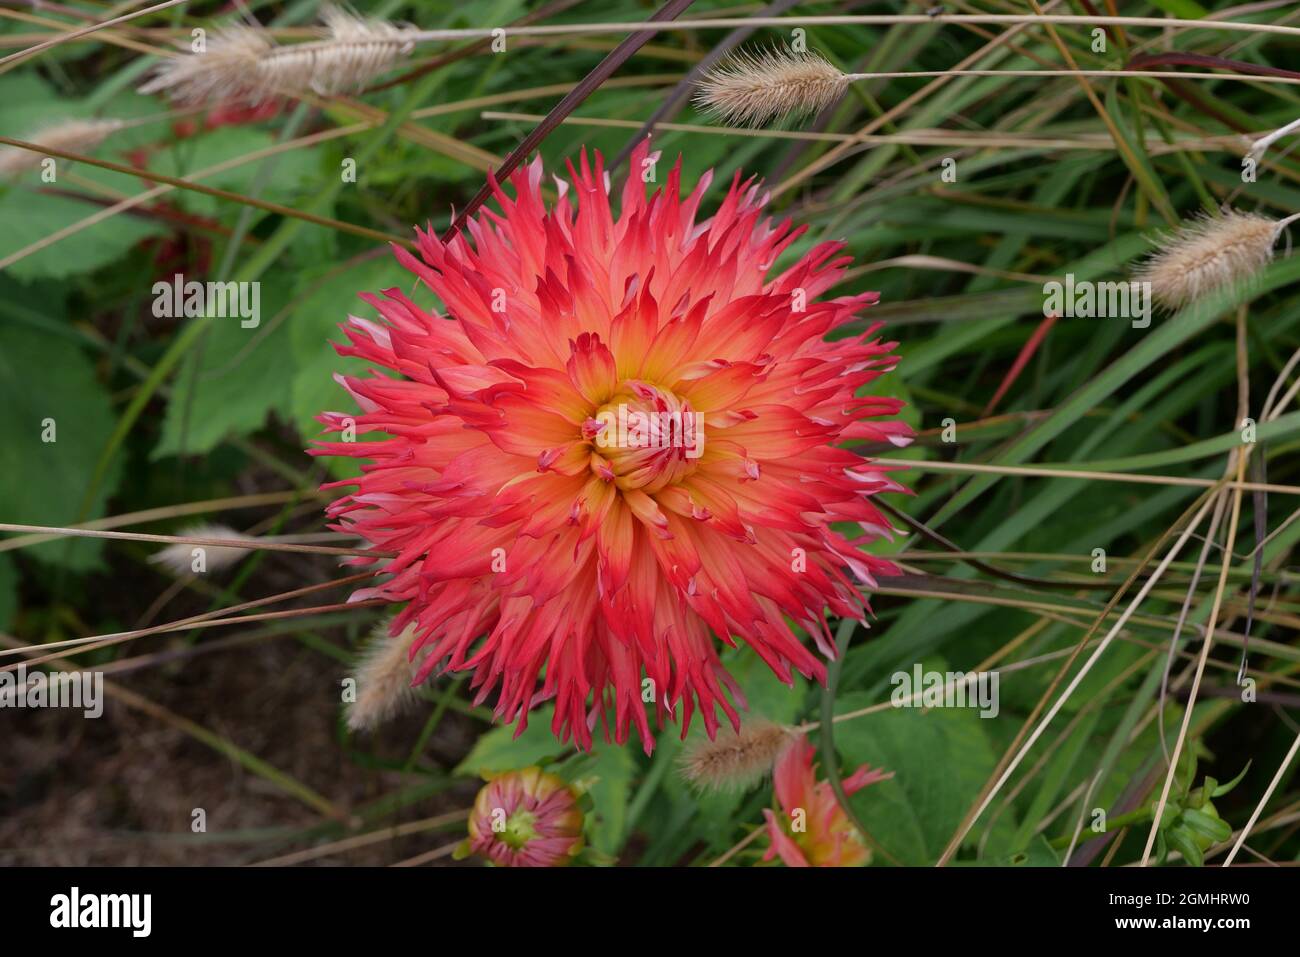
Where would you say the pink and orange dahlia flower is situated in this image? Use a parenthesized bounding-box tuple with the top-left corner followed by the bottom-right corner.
(763, 735, 891, 867)
(314, 141, 910, 753)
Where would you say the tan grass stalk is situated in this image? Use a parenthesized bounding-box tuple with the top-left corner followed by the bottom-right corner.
(346, 618, 426, 731)
(0, 118, 122, 176)
(0, 0, 188, 70)
(1223, 728, 1300, 865)
(936, 488, 1222, 864)
(0, 521, 383, 558)
(1135, 209, 1300, 311)
(680, 717, 796, 791)
(0, 570, 379, 667)
(148, 522, 254, 575)
(401, 15, 1300, 43)
(139, 5, 418, 105)
(694, 47, 859, 127)
(694, 47, 1300, 126)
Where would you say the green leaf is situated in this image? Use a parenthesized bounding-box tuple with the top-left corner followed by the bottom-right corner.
(0, 325, 123, 570)
(1210, 762, 1251, 798)
(453, 705, 569, 776)
(1180, 808, 1231, 844)
(833, 689, 1008, 865)
(1002, 834, 1061, 867)
(584, 743, 637, 856)
(152, 280, 294, 459)
(147, 127, 322, 220)
(1147, 0, 1207, 17)
(1103, 84, 1176, 225)
(0, 553, 16, 630)
(1165, 828, 1204, 867)
(0, 189, 165, 282)
(287, 257, 407, 441)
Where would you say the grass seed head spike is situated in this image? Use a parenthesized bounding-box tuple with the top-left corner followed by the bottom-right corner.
(138, 5, 417, 106)
(1135, 208, 1300, 311)
(693, 46, 858, 127)
(679, 717, 797, 791)
(0, 118, 122, 176)
(346, 618, 425, 731)
(147, 522, 252, 576)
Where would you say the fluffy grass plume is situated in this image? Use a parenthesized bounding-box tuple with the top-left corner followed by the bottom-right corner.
(148, 523, 252, 576)
(694, 46, 856, 127)
(138, 5, 416, 105)
(680, 718, 797, 791)
(1136, 209, 1300, 310)
(0, 118, 121, 176)
(346, 618, 424, 732)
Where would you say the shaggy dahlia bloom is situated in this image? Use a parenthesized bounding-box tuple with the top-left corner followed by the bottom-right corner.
(462, 767, 584, 867)
(763, 735, 891, 867)
(314, 141, 910, 753)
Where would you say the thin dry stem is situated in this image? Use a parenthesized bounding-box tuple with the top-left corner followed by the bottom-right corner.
(0, 118, 121, 176)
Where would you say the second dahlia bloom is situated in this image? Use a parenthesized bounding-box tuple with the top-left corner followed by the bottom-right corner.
(462, 767, 584, 867)
(762, 735, 891, 867)
(314, 141, 910, 752)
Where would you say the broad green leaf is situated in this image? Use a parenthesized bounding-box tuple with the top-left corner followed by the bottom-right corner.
(0, 190, 165, 281)
(0, 325, 122, 570)
(834, 687, 1009, 865)
(288, 257, 407, 441)
(584, 743, 637, 856)
(152, 280, 295, 459)
(453, 705, 569, 776)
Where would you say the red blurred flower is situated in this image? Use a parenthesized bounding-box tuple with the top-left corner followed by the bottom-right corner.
(762, 735, 891, 867)
(314, 141, 910, 753)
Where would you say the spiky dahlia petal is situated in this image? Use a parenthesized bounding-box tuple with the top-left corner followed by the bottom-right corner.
(314, 141, 910, 754)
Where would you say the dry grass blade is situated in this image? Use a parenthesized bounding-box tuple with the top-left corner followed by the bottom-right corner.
(936, 488, 1222, 865)
(0, 0, 188, 70)
(441, 0, 698, 242)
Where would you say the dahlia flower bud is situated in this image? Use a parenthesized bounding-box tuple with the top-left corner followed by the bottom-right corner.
(762, 735, 891, 867)
(461, 767, 584, 867)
